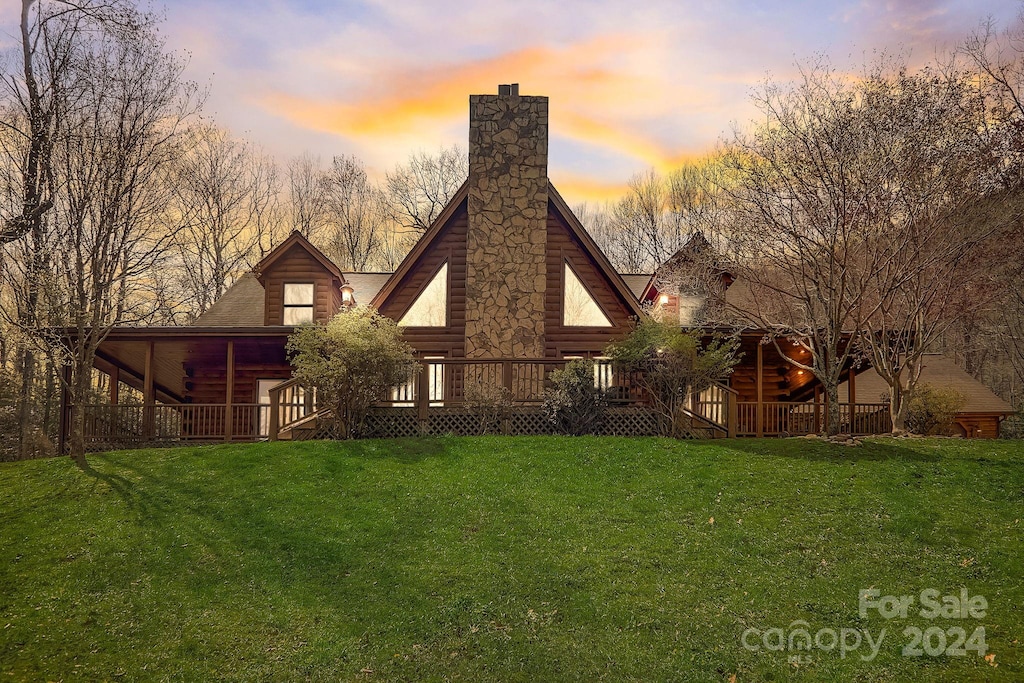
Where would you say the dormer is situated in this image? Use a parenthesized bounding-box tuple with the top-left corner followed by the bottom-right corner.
(255, 231, 347, 326)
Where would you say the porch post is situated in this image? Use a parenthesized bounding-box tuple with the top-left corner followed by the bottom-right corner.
(755, 343, 764, 438)
(143, 341, 154, 439)
(727, 390, 737, 438)
(268, 385, 280, 442)
(225, 340, 235, 442)
(109, 366, 119, 405)
(58, 363, 71, 455)
(417, 361, 430, 432)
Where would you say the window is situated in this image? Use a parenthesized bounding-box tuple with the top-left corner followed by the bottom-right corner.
(391, 356, 445, 406)
(399, 263, 447, 327)
(283, 283, 315, 324)
(677, 294, 705, 326)
(564, 354, 614, 391)
(563, 262, 611, 327)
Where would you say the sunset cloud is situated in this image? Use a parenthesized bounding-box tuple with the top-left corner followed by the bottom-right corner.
(16, 0, 1014, 206)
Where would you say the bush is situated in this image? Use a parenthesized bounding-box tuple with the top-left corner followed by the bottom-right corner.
(542, 359, 607, 436)
(287, 307, 417, 439)
(604, 318, 739, 438)
(905, 384, 966, 436)
(463, 381, 513, 435)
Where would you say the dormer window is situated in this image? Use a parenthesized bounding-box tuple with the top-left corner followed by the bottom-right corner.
(283, 283, 315, 324)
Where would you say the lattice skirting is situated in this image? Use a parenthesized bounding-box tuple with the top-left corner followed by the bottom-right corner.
(361, 406, 661, 438)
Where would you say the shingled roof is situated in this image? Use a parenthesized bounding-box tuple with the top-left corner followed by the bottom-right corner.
(193, 274, 266, 327)
(843, 354, 1014, 414)
(620, 274, 653, 299)
(343, 272, 391, 304)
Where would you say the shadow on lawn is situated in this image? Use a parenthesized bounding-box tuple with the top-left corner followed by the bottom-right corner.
(720, 436, 942, 463)
(79, 441, 451, 607)
(336, 436, 453, 463)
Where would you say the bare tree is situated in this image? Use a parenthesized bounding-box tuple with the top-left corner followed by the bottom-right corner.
(287, 152, 328, 239)
(0, 0, 147, 458)
(957, 10, 1024, 414)
(385, 145, 467, 233)
(320, 155, 386, 271)
(171, 124, 281, 317)
(716, 60, 896, 435)
(33, 15, 198, 462)
(853, 66, 1010, 432)
(602, 158, 730, 272)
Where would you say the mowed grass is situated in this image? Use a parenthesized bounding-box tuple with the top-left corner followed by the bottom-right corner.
(0, 437, 1022, 682)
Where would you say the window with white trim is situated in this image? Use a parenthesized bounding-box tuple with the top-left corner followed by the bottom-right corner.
(283, 283, 315, 324)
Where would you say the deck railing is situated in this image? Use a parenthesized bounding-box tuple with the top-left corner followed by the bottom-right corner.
(735, 402, 890, 437)
(74, 361, 895, 448)
(75, 403, 268, 449)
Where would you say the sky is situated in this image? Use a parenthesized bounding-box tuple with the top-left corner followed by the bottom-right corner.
(3, 0, 1021, 204)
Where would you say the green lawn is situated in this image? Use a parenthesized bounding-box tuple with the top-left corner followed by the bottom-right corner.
(1, 437, 1021, 681)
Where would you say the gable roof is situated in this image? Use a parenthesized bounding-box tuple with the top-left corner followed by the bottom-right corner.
(548, 184, 647, 319)
(369, 181, 647, 320)
(193, 274, 266, 327)
(255, 230, 345, 283)
(842, 355, 1014, 414)
(370, 181, 469, 309)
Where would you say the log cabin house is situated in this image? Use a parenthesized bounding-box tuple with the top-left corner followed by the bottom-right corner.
(60, 85, 1012, 451)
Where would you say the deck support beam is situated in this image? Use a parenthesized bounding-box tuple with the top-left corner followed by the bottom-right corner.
(143, 341, 154, 439)
(109, 366, 119, 405)
(755, 343, 764, 438)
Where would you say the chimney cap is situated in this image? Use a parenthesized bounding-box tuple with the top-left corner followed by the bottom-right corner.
(498, 83, 520, 97)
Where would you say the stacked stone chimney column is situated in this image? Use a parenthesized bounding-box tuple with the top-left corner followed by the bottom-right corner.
(464, 88, 549, 358)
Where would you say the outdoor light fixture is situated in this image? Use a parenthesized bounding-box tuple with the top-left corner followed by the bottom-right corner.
(341, 284, 355, 307)
(659, 294, 670, 305)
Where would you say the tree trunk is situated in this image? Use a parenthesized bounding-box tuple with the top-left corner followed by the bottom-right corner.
(824, 380, 841, 436)
(68, 364, 89, 467)
(16, 346, 34, 458)
(889, 383, 909, 434)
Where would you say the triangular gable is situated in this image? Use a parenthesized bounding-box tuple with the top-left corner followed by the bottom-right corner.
(372, 180, 645, 322)
(255, 230, 345, 284)
(547, 184, 647, 320)
(370, 181, 469, 310)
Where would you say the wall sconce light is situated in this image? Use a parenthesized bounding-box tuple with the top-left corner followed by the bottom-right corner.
(658, 294, 670, 306)
(341, 284, 355, 308)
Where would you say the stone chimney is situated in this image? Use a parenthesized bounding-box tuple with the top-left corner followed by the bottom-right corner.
(465, 84, 549, 358)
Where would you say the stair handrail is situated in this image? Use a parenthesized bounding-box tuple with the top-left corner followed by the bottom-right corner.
(267, 377, 318, 441)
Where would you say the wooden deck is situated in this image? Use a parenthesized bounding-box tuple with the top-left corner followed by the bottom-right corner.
(69, 358, 893, 451)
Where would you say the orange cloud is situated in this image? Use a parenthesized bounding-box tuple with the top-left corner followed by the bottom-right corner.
(551, 173, 630, 205)
(260, 33, 699, 172)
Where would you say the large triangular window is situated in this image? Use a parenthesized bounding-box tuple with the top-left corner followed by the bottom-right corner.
(563, 262, 612, 327)
(399, 262, 448, 327)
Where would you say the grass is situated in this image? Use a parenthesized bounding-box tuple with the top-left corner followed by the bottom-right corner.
(0, 436, 1022, 681)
